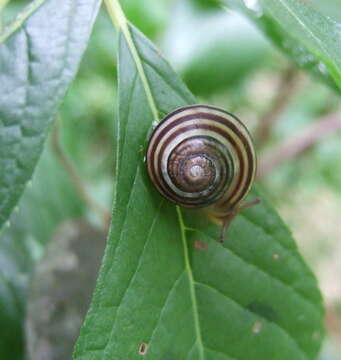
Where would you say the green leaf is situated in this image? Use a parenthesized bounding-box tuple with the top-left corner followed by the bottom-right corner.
(74, 7, 324, 360)
(0, 0, 101, 229)
(224, 0, 341, 92)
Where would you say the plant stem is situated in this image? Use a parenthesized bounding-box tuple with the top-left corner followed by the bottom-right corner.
(51, 123, 111, 228)
(103, 0, 159, 123)
(103, 0, 121, 28)
(257, 113, 341, 178)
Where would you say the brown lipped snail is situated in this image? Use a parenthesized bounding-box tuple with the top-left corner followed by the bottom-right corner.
(146, 105, 259, 242)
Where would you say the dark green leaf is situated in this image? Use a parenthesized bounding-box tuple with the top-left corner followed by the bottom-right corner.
(0, 0, 101, 229)
(74, 15, 324, 360)
(224, 0, 341, 92)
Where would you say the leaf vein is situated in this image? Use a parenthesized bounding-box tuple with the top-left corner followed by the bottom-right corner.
(147, 270, 186, 346)
(240, 211, 295, 253)
(141, 57, 195, 105)
(177, 206, 205, 360)
(204, 346, 238, 360)
(102, 198, 165, 357)
(276, 0, 340, 77)
(184, 340, 197, 360)
(106, 1, 159, 122)
(195, 281, 308, 359)
(240, 213, 322, 308)
(189, 225, 320, 313)
(97, 167, 141, 309)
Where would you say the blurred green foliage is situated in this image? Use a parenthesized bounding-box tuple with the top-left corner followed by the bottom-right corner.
(164, 2, 271, 96)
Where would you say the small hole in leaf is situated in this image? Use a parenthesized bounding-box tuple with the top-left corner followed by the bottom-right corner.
(272, 253, 280, 260)
(138, 343, 148, 355)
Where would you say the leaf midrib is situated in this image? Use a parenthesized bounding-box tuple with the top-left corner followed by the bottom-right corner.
(107, 0, 206, 357)
(189, 227, 312, 360)
(189, 222, 321, 311)
(277, 0, 333, 62)
(177, 205, 205, 360)
(105, 0, 159, 123)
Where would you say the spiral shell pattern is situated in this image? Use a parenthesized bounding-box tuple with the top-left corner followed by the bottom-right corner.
(146, 105, 256, 215)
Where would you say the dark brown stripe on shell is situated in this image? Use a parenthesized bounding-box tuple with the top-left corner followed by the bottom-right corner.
(146, 106, 256, 211)
(149, 122, 246, 207)
(149, 112, 255, 203)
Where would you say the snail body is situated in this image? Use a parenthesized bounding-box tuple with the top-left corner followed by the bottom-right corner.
(146, 105, 257, 241)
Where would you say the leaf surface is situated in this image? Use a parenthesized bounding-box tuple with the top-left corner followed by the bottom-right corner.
(0, 0, 101, 228)
(74, 15, 324, 360)
(224, 0, 341, 92)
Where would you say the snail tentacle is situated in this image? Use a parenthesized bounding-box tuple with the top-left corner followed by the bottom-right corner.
(218, 198, 261, 243)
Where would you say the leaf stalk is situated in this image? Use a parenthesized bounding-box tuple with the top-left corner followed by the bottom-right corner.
(103, 0, 160, 123)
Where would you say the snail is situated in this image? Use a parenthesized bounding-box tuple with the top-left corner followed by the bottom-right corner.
(146, 105, 259, 242)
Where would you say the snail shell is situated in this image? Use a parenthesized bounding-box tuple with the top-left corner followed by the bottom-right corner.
(146, 105, 256, 219)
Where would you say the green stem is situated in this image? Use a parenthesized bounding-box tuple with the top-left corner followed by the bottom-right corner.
(103, 0, 159, 123)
